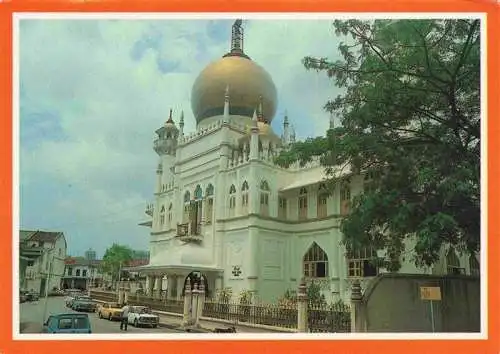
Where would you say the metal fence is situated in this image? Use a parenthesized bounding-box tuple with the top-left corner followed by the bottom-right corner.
(203, 302, 298, 329)
(89, 291, 350, 332)
(308, 302, 351, 333)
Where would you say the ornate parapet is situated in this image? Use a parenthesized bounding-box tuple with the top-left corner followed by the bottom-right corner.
(176, 223, 203, 243)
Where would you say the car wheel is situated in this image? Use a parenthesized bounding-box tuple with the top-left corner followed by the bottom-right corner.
(134, 319, 138, 327)
(108, 313, 112, 321)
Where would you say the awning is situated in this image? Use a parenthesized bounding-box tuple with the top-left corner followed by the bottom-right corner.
(123, 264, 224, 274)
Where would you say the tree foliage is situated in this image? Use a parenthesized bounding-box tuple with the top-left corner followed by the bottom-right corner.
(101, 243, 133, 281)
(275, 19, 480, 270)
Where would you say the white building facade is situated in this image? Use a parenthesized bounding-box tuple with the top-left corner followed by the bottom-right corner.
(131, 21, 479, 304)
(22, 230, 67, 295)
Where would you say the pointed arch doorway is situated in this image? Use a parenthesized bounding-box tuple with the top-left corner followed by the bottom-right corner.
(182, 271, 211, 298)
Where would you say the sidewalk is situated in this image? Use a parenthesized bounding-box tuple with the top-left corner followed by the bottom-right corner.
(20, 322, 42, 333)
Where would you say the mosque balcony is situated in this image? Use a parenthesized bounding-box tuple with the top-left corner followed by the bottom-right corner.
(176, 222, 203, 243)
(145, 203, 154, 217)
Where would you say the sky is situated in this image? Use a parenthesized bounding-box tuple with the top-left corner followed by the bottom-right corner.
(18, 17, 346, 258)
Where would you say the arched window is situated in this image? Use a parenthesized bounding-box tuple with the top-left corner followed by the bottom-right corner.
(446, 248, 464, 275)
(167, 203, 172, 223)
(229, 184, 236, 216)
(183, 191, 191, 223)
(278, 196, 287, 220)
(317, 183, 328, 218)
(347, 246, 378, 278)
(205, 184, 214, 224)
(298, 187, 308, 220)
(160, 205, 165, 226)
(303, 242, 328, 278)
(194, 185, 203, 200)
(241, 181, 249, 214)
(206, 184, 214, 197)
(340, 178, 351, 216)
(469, 254, 479, 276)
(260, 180, 270, 216)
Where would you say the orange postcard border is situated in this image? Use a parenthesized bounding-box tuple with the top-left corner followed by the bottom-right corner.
(1, 1, 498, 353)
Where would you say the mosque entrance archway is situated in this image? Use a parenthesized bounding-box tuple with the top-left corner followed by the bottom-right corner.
(182, 271, 210, 298)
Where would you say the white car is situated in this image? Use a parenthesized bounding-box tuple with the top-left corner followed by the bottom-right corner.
(127, 306, 159, 328)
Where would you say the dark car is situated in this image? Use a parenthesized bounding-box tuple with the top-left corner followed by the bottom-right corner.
(20, 291, 28, 303)
(24, 290, 39, 302)
(42, 313, 92, 334)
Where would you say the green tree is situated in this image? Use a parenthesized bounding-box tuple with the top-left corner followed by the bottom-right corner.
(276, 19, 480, 270)
(101, 243, 133, 282)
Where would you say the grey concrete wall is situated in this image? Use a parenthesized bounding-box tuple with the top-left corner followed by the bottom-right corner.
(359, 273, 480, 332)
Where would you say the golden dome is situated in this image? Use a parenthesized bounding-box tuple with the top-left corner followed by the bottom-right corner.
(191, 56, 278, 124)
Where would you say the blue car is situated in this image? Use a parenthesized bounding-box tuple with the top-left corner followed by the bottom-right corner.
(42, 313, 92, 334)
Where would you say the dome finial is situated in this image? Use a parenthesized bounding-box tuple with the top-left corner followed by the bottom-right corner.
(223, 19, 250, 59)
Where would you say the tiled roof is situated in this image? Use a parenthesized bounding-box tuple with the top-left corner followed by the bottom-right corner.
(65, 257, 102, 266)
(20, 230, 37, 242)
(28, 230, 63, 243)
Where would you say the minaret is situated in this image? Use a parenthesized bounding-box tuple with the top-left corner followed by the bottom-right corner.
(223, 85, 230, 122)
(153, 109, 179, 194)
(283, 110, 290, 146)
(250, 109, 260, 160)
(329, 111, 335, 130)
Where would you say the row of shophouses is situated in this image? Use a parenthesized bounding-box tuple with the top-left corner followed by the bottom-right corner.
(19, 229, 148, 296)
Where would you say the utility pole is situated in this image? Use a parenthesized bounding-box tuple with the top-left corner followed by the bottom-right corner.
(41, 249, 53, 324)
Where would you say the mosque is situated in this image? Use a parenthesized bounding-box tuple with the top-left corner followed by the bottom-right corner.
(127, 20, 479, 303)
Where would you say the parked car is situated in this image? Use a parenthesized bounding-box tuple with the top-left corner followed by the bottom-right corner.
(20, 291, 28, 303)
(24, 290, 39, 302)
(65, 290, 82, 307)
(71, 296, 96, 312)
(97, 302, 123, 321)
(42, 313, 92, 334)
(127, 306, 159, 328)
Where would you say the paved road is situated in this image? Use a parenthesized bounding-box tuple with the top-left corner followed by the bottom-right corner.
(20, 297, 179, 334)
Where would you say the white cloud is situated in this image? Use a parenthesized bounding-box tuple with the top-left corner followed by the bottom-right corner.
(19, 18, 344, 256)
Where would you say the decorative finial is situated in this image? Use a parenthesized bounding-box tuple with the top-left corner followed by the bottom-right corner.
(251, 109, 258, 129)
(257, 95, 264, 123)
(224, 19, 250, 59)
(166, 108, 174, 124)
(180, 110, 185, 125)
(284, 110, 289, 126)
(225, 85, 230, 100)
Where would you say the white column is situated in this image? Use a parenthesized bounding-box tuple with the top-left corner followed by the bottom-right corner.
(176, 275, 185, 300)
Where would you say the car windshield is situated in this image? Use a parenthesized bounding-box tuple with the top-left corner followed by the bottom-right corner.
(57, 318, 73, 329)
(77, 296, 92, 301)
(138, 307, 152, 314)
(74, 317, 89, 329)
